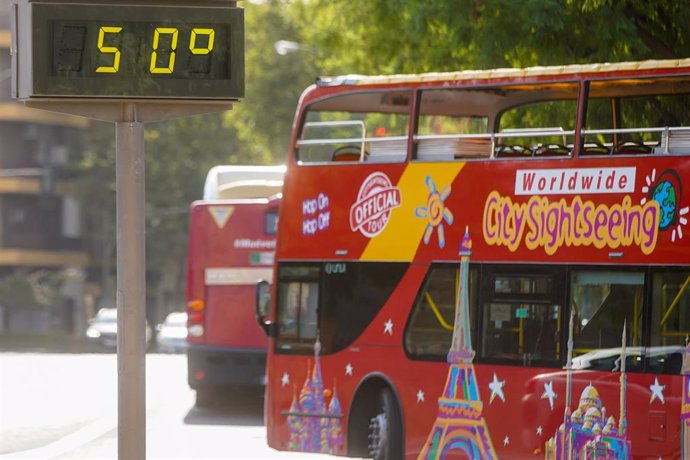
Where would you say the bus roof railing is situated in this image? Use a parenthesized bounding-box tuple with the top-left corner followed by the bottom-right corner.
(297, 125, 690, 161)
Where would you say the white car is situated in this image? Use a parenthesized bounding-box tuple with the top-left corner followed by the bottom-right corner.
(570, 345, 683, 374)
(86, 307, 152, 351)
(156, 312, 188, 353)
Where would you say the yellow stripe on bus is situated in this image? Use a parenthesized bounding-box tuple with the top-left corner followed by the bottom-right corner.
(360, 163, 464, 261)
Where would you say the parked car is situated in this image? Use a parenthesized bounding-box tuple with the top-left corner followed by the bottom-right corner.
(570, 345, 684, 374)
(156, 312, 188, 353)
(86, 307, 152, 351)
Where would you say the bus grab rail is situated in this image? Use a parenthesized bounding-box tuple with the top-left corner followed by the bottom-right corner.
(297, 135, 409, 145)
(424, 292, 453, 331)
(659, 274, 690, 328)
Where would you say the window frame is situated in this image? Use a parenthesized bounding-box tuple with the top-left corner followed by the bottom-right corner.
(294, 89, 413, 166)
(477, 264, 567, 368)
(403, 262, 479, 362)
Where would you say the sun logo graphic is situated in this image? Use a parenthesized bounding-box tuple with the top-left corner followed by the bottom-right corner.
(641, 168, 689, 242)
(415, 176, 454, 248)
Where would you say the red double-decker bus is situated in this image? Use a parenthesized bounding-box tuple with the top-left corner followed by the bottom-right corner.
(186, 165, 283, 406)
(256, 59, 690, 458)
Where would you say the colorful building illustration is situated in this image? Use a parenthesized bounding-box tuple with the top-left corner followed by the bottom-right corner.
(285, 339, 343, 454)
(418, 228, 498, 460)
(544, 321, 631, 459)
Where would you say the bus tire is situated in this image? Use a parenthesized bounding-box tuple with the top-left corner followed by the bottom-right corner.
(368, 387, 402, 460)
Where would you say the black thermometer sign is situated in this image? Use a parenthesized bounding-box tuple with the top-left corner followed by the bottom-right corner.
(17, 3, 244, 100)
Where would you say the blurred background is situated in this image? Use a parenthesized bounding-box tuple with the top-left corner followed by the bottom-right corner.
(0, 0, 688, 347)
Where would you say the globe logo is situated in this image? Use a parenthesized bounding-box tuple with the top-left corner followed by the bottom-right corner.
(650, 174, 679, 230)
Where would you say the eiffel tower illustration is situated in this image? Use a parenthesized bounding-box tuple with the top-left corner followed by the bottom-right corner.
(418, 228, 497, 460)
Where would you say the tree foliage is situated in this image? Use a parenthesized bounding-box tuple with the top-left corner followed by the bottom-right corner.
(294, 0, 690, 74)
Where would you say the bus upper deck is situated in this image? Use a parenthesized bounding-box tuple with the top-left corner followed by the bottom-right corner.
(293, 58, 690, 165)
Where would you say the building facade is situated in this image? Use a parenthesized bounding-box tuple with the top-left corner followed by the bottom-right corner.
(0, 14, 91, 335)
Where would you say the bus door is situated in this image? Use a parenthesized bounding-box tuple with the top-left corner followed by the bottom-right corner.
(478, 265, 567, 368)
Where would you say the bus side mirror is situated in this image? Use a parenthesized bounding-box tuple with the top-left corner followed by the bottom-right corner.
(255, 280, 276, 337)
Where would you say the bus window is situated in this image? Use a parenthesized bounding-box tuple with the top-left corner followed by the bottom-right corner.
(479, 267, 564, 366)
(320, 262, 408, 355)
(569, 270, 644, 362)
(276, 265, 320, 352)
(264, 208, 278, 235)
(497, 99, 577, 158)
(296, 90, 410, 164)
(275, 262, 407, 354)
(416, 89, 491, 161)
(584, 78, 690, 155)
(647, 270, 690, 374)
(405, 264, 477, 360)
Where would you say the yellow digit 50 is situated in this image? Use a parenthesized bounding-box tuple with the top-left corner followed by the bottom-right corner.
(150, 28, 179, 74)
(96, 26, 122, 73)
(190, 28, 215, 55)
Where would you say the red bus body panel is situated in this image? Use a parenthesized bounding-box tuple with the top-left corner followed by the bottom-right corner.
(267, 158, 687, 458)
(186, 199, 275, 389)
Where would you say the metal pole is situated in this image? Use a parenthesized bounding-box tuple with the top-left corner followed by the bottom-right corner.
(116, 103, 146, 460)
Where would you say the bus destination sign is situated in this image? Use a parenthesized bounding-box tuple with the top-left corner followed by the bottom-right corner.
(13, 2, 244, 101)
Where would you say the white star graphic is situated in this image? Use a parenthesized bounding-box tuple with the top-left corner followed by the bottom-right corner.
(416, 389, 425, 403)
(281, 372, 289, 387)
(503, 435, 509, 446)
(541, 381, 558, 410)
(536, 426, 543, 436)
(345, 363, 353, 376)
(488, 372, 505, 404)
(650, 377, 666, 404)
(384, 319, 394, 335)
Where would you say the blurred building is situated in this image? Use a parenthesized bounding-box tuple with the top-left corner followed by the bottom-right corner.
(0, 10, 91, 335)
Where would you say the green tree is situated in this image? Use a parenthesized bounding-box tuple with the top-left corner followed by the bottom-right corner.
(294, 0, 690, 74)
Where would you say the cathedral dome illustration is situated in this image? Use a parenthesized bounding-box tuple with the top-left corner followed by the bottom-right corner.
(571, 408, 583, 424)
(578, 384, 602, 410)
(285, 340, 343, 455)
(603, 416, 616, 434)
(545, 324, 631, 459)
(582, 405, 603, 431)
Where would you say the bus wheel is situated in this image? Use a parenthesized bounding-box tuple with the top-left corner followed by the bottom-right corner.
(367, 387, 402, 460)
